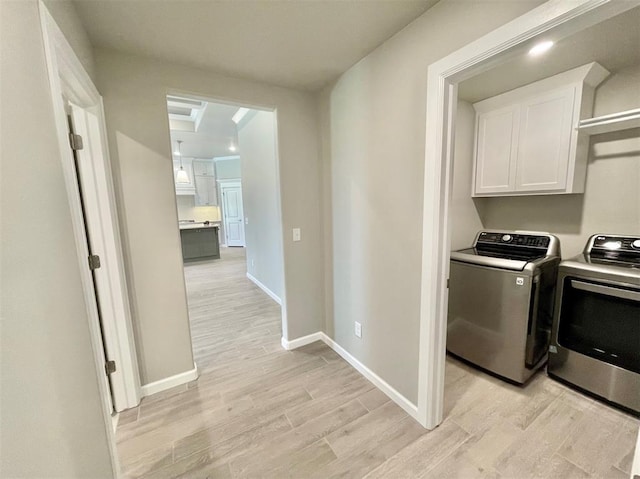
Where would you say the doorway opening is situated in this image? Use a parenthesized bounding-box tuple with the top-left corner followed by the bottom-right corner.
(419, 2, 631, 438)
(165, 94, 287, 372)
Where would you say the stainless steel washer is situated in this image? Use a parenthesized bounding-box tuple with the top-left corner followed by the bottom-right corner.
(548, 234, 640, 415)
(448, 230, 561, 384)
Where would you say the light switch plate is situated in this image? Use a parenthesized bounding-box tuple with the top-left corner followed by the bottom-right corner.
(245, 217, 249, 224)
(292, 228, 301, 242)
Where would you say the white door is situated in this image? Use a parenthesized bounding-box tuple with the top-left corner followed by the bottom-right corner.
(221, 183, 245, 247)
(69, 102, 140, 412)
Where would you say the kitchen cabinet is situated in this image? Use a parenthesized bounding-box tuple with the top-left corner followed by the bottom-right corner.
(173, 157, 196, 195)
(192, 159, 215, 177)
(192, 159, 218, 206)
(195, 175, 217, 206)
(180, 226, 220, 260)
(472, 62, 609, 197)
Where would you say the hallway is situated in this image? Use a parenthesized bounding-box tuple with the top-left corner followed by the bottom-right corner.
(185, 246, 282, 371)
(115, 247, 392, 478)
(115, 248, 638, 479)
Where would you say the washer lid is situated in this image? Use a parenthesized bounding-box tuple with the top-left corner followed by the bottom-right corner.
(461, 246, 547, 262)
(450, 250, 529, 272)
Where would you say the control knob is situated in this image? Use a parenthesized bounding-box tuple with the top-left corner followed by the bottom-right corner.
(632, 239, 640, 249)
(502, 234, 512, 242)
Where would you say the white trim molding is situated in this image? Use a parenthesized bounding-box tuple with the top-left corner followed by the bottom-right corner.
(39, 0, 141, 415)
(217, 179, 242, 188)
(281, 332, 325, 350)
(141, 363, 199, 397)
(111, 412, 119, 433)
(418, 0, 639, 430)
(322, 335, 419, 421)
(247, 272, 282, 305)
(282, 333, 419, 422)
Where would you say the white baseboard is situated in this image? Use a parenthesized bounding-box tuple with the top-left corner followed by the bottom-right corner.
(282, 332, 420, 422)
(246, 272, 282, 305)
(140, 362, 199, 397)
(111, 412, 119, 432)
(281, 332, 325, 350)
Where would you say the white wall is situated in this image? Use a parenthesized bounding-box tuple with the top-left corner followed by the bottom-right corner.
(450, 100, 484, 250)
(477, 63, 640, 258)
(215, 157, 242, 179)
(0, 1, 114, 476)
(95, 51, 195, 385)
(319, 0, 544, 404)
(42, 0, 96, 82)
(238, 111, 284, 300)
(95, 49, 324, 377)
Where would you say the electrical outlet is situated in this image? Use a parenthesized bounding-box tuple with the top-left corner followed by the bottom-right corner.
(292, 228, 301, 242)
(355, 321, 362, 338)
(251, 259, 255, 267)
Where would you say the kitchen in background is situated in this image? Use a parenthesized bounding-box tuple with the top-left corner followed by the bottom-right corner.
(167, 96, 246, 262)
(164, 94, 286, 384)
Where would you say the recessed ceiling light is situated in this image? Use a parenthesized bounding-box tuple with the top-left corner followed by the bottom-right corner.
(528, 40, 554, 56)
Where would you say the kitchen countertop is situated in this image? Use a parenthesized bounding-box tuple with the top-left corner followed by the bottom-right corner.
(179, 222, 220, 230)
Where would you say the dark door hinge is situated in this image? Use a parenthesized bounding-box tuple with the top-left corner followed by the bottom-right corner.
(447, 278, 450, 289)
(105, 360, 116, 375)
(88, 254, 101, 270)
(69, 132, 84, 151)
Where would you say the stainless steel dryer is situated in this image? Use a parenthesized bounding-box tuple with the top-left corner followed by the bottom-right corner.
(447, 231, 561, 384)
(548, 234, 640, 415)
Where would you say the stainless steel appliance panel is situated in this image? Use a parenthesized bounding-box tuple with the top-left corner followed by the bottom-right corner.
(548, 343, 640, 413)
(548, 235, 640, 415)
(448, 261, 534, 383)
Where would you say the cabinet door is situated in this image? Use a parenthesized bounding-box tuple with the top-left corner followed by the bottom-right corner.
(473, 105, 519, 196)
(515, 86, 575, 192)
(192, 159, 214, 176)
(180, 228, 219, 260)
(194, 175, 217, 206)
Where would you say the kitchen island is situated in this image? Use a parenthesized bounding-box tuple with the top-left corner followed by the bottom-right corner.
(178, 222, 220, 261)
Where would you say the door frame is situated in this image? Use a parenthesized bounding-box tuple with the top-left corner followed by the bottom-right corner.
(418, 0, 640, 429)
(39, 0, 141, 449)
(168, 92, 289, 342)
(218, 179, 245, 247)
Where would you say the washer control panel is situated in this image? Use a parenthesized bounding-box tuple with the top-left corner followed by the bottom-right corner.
(590, 235, 640, 255)
(477, 232, 550, 249)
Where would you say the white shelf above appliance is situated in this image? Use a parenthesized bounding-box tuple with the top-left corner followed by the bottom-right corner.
(577, 108, 640, 135)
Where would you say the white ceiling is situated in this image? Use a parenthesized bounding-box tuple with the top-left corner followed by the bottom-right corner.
(169, 100, 241, 159)
(73, 0, 439, 92)
(458, 6, 640, 103)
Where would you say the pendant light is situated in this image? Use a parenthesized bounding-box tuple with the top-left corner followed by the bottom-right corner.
(175, 140, 189, 184)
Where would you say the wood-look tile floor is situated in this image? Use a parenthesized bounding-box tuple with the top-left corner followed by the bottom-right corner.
(117, 246, 639, 478)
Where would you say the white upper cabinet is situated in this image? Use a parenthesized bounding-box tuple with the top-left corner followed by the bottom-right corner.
(475, 104, 520, 194)
(192, 159, 215, 177)
(515, 86, 575, 192)
(173, 157, 196, 195)
(195, 176, 217, 206)
(193, 159, 218, 206)
(472, 62, 609, 197)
